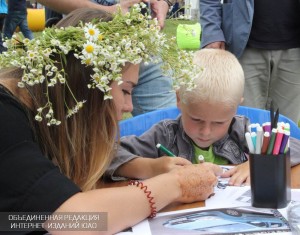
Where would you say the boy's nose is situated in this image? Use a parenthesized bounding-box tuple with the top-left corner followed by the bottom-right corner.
(199, 124, 211, 136)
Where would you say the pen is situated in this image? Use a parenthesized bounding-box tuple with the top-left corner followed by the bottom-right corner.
(284, 123, 290, 132)
(198, 155, 205, 163)
(156, 143, 176, 157)
(262, 122, 271, 133)
(277, 122, 285, 130)
(279, 130, 290, 154)
(245, 132, 255, 154)
(261, 131, 270, 154)
(248, 123, 259, 133)
(251, 132, 257, 152)
(272, 128, 284, 155)
(255, 126, 263, 154)
(267, 128, 277, 155)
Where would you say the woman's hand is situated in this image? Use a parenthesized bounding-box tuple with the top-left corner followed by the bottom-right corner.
(221, 162, 250, 186)
(171, 163, 222, 203)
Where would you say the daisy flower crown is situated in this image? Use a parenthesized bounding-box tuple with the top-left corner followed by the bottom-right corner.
(0, 4, 199, 126)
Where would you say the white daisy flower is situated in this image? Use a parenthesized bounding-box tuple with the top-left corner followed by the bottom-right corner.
(27, 50, 37, 60)
(84, 23, 100, 42)
(82, 41, 98, 57)
(0, 3, 199, 126)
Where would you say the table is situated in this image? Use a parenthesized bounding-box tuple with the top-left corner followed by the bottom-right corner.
(99, 164, 300, 213)
(162, 163, 300, 212)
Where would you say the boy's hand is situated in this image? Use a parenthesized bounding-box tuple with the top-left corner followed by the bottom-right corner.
(150, 156, 192, 176)
(221, 162, 250, 186)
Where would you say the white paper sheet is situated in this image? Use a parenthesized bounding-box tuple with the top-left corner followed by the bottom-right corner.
(117, 189, 300, 235)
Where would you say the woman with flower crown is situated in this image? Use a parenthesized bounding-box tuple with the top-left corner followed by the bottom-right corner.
(0, 6, 221, 234)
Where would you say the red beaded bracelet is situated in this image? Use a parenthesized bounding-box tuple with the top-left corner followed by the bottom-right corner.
(128, 180, 157, 218)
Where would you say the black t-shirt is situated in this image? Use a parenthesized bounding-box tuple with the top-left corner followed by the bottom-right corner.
(0, 86, 81, 233)
(248, 0, 300, 50)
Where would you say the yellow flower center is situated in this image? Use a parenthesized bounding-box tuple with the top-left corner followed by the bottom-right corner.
(85, 58, 91, 65)
(88, 29, 95, 36)
(85, 45, 94, 53)
(98, 34, 104, 41)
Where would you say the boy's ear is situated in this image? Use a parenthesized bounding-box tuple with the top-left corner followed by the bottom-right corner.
(176, 90, 182, 110)
(240, 97, 244, 104)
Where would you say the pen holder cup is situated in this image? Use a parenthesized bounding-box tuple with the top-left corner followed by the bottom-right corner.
(249, 150, 291, 208)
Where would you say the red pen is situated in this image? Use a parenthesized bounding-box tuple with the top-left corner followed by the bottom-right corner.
(273, 128, 284, 155)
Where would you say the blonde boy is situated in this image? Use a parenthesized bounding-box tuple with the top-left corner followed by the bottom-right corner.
(107, 49, 250, 186)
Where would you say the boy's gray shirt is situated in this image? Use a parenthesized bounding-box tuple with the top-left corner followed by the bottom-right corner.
(106, 115, 300, 180)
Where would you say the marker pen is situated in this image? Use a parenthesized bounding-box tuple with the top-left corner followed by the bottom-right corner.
(262, 122, 271, 133)
(279, 130, 290, 154)
(267, 128, 277, 155)
(245, 132, 255, 154)
(198, 155, 205, 163)
(261, 131, 270, 154)
(273, 128, 284, 155)
(255, 126, 263, 154)
(251, 132, 257, 152)
(156, 143, 176, 157)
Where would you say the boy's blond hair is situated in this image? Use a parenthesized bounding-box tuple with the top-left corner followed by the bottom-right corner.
(179, 49, 244, 108)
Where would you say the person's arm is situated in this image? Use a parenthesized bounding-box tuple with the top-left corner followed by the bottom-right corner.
(37, 0, 142, 15)
(107, 121, 189, 179)
(150, 0, 169, 29)
(37, 0, 112, 14)
(51, 163, 222, 235)
(199, 0, 225, 48)
(38, 0, 170, 29)
(115, 156, 192, 179)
